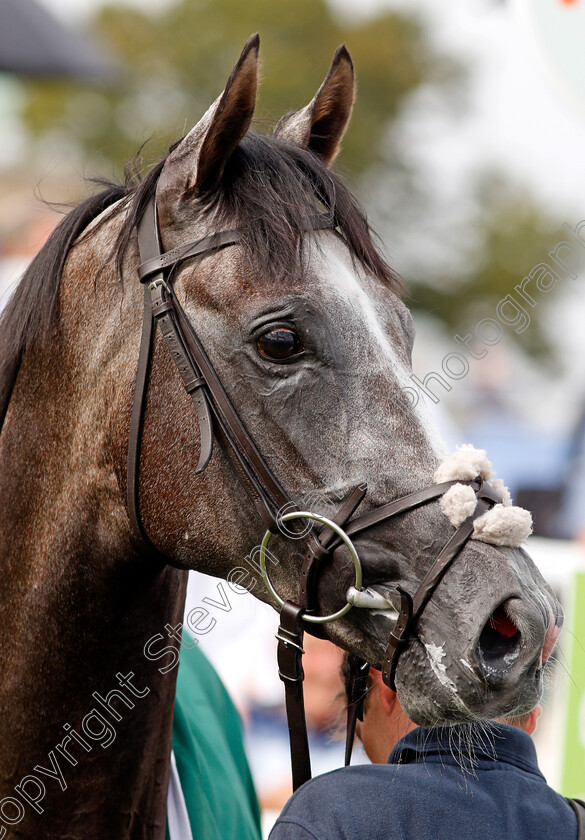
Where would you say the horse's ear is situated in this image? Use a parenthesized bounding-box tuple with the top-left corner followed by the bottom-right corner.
(160, 34, 259, 197)
(274, 45, 355, 166)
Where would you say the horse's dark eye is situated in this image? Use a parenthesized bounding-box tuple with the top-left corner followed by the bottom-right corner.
(256, 328, 304, 361)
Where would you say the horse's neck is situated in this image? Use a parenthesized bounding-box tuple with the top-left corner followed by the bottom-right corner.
(0, 329, 185, 839)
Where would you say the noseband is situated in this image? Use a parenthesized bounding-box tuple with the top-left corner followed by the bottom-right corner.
(131, 196, 503, 790)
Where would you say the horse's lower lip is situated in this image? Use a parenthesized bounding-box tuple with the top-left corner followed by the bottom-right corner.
(541, 607, 560, 666)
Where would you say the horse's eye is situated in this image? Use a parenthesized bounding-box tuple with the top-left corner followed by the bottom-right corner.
(256, 328, 304, 361)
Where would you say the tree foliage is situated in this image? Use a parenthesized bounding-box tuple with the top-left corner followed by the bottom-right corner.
(405, 174, 562, 362)
(22, 0, 454, 176)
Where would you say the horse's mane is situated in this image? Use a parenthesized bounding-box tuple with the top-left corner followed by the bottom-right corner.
(110, 132, 400, 291)
(0, 181, 127, 427)
(0, 131, 400, 425)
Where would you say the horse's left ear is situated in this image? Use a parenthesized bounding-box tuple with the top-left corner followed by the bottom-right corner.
(159, 34, 259, 198)
(274, 45, 355, 166)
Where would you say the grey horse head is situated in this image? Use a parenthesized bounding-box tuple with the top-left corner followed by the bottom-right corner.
(115, 36, 562, 724)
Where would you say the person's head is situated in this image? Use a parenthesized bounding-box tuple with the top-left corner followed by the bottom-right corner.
(358, 668, 416, 764)
(351, 663, 542, 764)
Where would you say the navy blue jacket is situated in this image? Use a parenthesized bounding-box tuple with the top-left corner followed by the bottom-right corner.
(269, 724, 577, 839)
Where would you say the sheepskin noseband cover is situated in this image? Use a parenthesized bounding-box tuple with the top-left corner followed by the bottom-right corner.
(434, 444, 532, 547)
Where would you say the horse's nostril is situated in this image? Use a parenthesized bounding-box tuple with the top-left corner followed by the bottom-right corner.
(477, 606, 521, 676)
(488, 607, 518, 640)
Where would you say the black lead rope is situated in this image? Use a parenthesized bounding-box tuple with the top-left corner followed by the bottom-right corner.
(344, 653, 369, 766)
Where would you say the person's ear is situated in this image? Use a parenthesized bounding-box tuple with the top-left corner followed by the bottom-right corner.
(523, 705, 542, 736)
(369, 668, 398, 716)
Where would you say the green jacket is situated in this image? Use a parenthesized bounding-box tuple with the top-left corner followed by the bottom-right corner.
(168, 643, 262, 840)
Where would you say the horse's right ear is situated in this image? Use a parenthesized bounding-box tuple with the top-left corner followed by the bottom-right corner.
(274, 45, 356, 166)
(158, 34, 259, 199)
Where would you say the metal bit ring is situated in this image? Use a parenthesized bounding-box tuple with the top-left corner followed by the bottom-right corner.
(259, 511, 363, 624)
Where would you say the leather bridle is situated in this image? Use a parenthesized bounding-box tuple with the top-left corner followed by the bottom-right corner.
(130, 195, 504, 791)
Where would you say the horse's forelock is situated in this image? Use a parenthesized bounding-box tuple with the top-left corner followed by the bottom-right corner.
(196, 132, 402, 292)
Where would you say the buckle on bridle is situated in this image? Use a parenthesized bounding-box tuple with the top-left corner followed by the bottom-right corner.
(382, 586, 414, 691)
(274, 633, 305, 654)
(148, 277, 168, 293)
